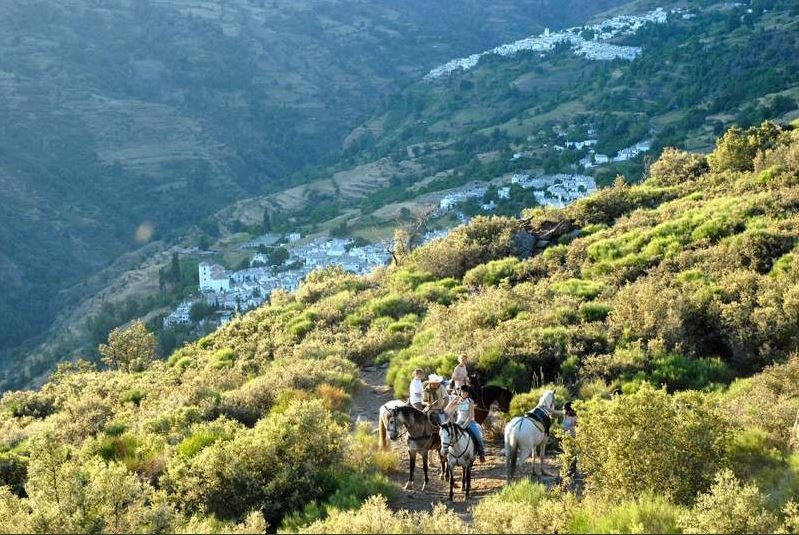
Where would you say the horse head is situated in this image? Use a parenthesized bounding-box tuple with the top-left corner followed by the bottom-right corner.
(493, 386, 514, 412)
(387, 407, 400, 440)
(439, 422, 456, 456)
(538, 390, 555, 411)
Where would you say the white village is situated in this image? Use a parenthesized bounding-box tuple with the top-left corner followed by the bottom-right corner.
(424, 7, 684, 80)
(160, 3, 670, 332)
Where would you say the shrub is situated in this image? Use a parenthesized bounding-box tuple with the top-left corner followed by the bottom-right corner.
(568, 494, 685, 534)
(411, 216, 520, 279)
(1, 390, 55, 419)
(209, 348, 237, 369)
(218, 375, 275, 426)
(367, 293, 420, 320)
(119, 389, 145, 407)
(578, 302, 612, 322)
(646, 353, 733, 391)
(648, 147, 708, 186)
(707, 122, 787, 173)
(167, 399, 346, 527)
(0, 452, 27, 497)
(576, 383, 729, 504)
(552, 278, 604, 300)
(99, 320, 156, 373)
(472, 481, 569, 534)
(297, 495, 470, 534)
(315, 384, 351, 413)
(463, 257, 522, 288)
(679, 469, 779, 534)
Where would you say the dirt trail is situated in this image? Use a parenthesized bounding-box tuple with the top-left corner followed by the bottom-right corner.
(351, 365, 561, 519)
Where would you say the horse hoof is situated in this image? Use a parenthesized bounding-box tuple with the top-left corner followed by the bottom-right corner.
(404, 482, 414, 491)
(420, 483, 427, 491)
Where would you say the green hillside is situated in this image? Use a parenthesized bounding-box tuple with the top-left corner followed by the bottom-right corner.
(0, 122, 797, 532)
(8, 0, 799, 392)
(0, 0, 628, 364)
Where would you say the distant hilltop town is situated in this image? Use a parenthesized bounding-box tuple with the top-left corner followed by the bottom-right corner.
(424, 7, 683, 79)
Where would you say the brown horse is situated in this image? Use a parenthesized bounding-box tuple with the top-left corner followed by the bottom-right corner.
(386, 405, 446, 490)
(470, 384, 514, 424)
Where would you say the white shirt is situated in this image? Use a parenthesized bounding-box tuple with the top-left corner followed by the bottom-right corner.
(410, 378, 424, 404)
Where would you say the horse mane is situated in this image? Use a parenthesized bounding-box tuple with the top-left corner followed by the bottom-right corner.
(395, 404, 424, 419)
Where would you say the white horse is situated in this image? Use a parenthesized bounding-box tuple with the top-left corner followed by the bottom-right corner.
(504, 390, 555, 481)
(378, 399, 408, 450)
(440, 421, 477, 501)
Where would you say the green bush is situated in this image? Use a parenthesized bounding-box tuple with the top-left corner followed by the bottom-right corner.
(552, 278, 604, 300)
(576, 384, 729, 504)
(678, 469, 779, 533)
(472, 480, 568, 534)
(508, 384, 571, 418)
(578, 302, 612, 322)
(463, 257, 521, 288)
(645, 353, 732, 391)
(167, 399, 346, 527)
(367, 294, 419, 320)
(0, 452, 28, 497)
(119, 389, 145, 406)
(568, 494, 685, 534)
(209, 348, 237, 369)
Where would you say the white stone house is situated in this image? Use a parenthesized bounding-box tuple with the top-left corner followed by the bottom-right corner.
(199, 262, 231, 292)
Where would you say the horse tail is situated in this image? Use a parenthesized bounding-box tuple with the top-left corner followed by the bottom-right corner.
(504, 418, 516, 482)
(378, 414, 388, 451)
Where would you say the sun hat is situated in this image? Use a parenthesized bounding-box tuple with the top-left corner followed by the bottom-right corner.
(428, 373, 444, 383)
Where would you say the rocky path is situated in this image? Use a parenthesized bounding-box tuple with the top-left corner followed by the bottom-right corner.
(351, 365, 561, 520)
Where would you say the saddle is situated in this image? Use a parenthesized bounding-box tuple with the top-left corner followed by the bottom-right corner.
(525, 406, 552, 435)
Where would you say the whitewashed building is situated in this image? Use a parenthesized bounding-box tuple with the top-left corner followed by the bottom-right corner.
(199, 262, 230, 292)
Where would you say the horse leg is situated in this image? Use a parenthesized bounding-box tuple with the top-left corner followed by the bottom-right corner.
(506, 444, 517, 482)
(404, 452, 415, 490)
(448, 463, 455, 501)
(465, 464, 472, 500)
(378, 418, 387, 451)
(439, 451, 447, 481)
(540, 439, 548, 477)
(534, 442, 544, 477)
(421, 451, 429, 492)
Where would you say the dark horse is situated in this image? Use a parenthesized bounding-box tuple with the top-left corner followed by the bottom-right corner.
(386, 405, 446, 491)
(469, 384, 514, 425)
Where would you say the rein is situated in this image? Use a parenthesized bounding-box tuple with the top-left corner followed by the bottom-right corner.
(390, 408, 432, 443)
(442, 425, 472, 463)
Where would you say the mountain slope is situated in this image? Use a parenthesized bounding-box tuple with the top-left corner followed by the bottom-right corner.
(0, 0, 630, 359)
(0, 123, 797, 532)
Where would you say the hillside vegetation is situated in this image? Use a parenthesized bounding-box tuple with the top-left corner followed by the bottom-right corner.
(0, 0, 628, 373)
(0, 123, 798, 532)
(9, 0, 799, 394)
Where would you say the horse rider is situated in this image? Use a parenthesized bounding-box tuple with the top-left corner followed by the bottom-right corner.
(409, 368, 425, 411)
(449, 354, 470, 394)
(444, 384, 486, 462)
(422, 373, 449, 413)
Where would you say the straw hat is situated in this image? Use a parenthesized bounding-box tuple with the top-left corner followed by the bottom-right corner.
(428, 373, 444, 383)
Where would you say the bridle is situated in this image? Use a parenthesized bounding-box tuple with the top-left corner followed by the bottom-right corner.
(441, 423, 472, 463)
(388, 407, 429, 442)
